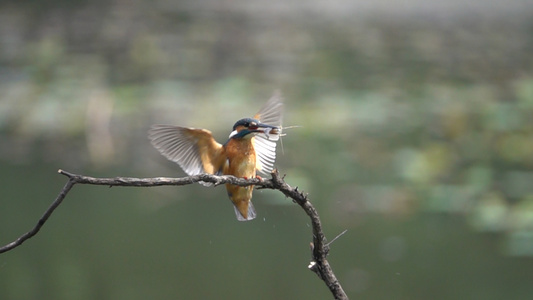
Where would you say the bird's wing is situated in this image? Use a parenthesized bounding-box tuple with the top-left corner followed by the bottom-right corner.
(254, 90, 283, 127)
(149, 125, 225, 177)
(253, 91, 283, 175)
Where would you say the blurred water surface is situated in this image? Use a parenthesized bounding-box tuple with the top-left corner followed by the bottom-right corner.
(1, 1, 533, 299)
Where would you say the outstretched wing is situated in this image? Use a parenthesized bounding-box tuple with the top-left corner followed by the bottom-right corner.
(149, 125, 226, 177)
(253, 91, 283, 175)
(254, 90, 283, 128)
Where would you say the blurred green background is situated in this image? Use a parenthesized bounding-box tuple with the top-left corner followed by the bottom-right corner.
(2, 1, 533, 299)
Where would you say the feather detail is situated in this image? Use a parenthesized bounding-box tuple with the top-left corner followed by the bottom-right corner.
(149, 125, 225, 185)
(233, 201, 256, 221)
(253, 136, 277, 175)
(253, 91, 283, 174)
(254, 90, 283, 127)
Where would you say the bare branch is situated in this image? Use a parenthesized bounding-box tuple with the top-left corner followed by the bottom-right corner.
(0, 169, 348, 300)
(0, 179, 75, 253)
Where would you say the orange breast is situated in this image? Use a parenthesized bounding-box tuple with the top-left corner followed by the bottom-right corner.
(223, 138, 257, 219)
(223, 138, 256, 178)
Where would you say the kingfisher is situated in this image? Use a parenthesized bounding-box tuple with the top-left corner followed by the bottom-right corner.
(149, 91, 283, 221)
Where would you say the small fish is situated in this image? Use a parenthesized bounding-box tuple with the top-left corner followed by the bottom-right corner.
(263, 127, 281, 141)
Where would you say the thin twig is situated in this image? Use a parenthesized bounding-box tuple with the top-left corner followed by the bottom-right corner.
(0, 169, 348, 300)
(0, 179, 75, 254)
(326, 229, 348, 248)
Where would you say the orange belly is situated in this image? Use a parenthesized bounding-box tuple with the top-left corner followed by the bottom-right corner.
(224, 138, 257, 220)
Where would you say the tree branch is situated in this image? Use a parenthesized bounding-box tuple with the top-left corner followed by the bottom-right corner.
(0, 169, 348, 300)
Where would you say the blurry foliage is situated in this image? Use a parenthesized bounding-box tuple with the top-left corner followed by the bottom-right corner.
(1, 0, 533, 250)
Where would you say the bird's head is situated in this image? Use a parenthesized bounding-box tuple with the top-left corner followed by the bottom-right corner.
(229, 118, 279, 139)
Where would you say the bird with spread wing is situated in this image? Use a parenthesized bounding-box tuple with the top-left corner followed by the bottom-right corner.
(149, 91, 283, 221)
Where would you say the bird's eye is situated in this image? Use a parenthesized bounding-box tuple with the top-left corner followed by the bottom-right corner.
(249, 122, 257, 128)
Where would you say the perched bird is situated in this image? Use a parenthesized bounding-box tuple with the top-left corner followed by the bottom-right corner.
(149, 92, 283, 221)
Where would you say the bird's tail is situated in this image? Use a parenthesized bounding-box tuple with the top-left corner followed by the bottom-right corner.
(234, 201, 257, 221)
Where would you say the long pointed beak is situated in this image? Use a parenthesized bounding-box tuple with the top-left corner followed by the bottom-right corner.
(256, 123, 278, 130)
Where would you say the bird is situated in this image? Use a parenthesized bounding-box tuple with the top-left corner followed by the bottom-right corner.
(148, 91, 283, 221)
